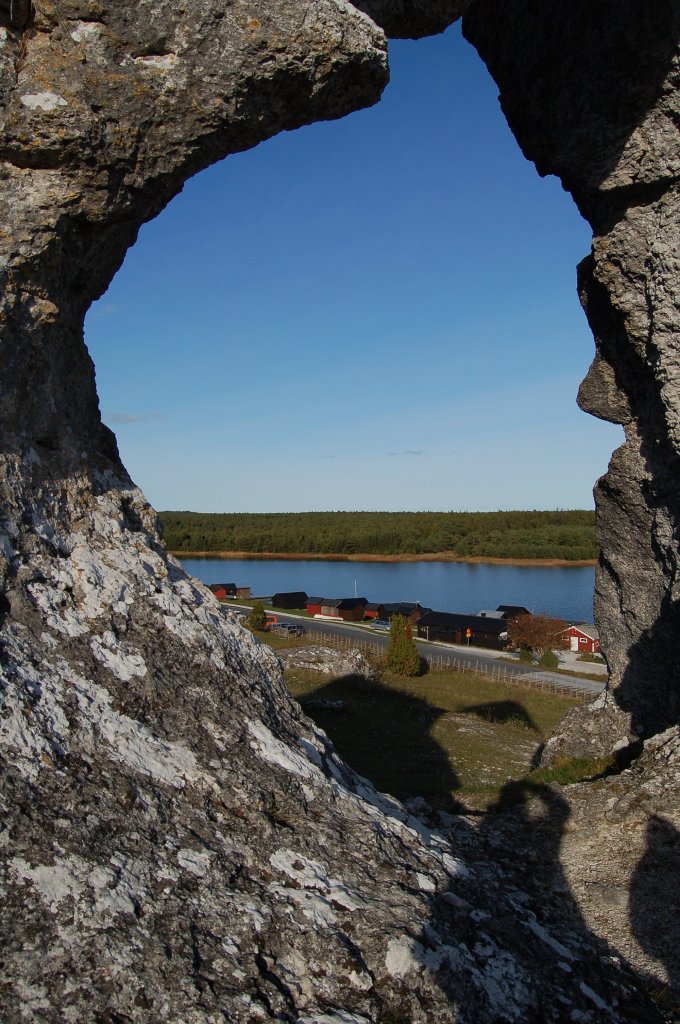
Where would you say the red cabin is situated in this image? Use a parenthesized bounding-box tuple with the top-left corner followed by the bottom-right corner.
(208, 583, 236, 601)
(558, 623, 600, 654)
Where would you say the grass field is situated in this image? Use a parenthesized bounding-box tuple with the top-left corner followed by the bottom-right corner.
(258, 627, 589, 810)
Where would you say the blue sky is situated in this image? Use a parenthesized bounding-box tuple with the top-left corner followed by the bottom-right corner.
(85, 21, 622, 513)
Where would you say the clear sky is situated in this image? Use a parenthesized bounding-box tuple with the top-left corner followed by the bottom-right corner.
(85, 21, 623, 514)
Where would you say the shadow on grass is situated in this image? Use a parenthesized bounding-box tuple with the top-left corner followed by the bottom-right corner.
(460, 699, 541, 733)
(294, 673, 463, 813)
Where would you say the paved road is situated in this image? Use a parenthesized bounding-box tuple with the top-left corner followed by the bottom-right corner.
(223, 603, 605, 696)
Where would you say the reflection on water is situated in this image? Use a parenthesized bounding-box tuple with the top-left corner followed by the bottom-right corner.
(179, 557, 595, 623)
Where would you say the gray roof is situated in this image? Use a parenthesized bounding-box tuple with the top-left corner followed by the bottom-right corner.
(566, 622, 600, 640)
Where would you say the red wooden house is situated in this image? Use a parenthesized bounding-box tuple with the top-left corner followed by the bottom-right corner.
(558, 623, 600, 654)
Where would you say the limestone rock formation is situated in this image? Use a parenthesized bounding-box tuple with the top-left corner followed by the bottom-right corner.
(463, 0, 680, 752)
(444, 729, 680, 1010)
(1, 0, 680, 1020)
(352, 1, 473, 39)
(559, 726, 680, 1001)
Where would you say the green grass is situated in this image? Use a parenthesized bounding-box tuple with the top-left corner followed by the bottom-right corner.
(529, 755, 616, 787)
(283, 657, 584, 811)
(246, 627, 311, 651)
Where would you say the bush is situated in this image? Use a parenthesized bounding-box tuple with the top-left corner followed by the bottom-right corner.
(385, 616, 421, 677)
(247, 601, 268, 631)
(539, 649, 559, 669)
(518, 647, 534, 664)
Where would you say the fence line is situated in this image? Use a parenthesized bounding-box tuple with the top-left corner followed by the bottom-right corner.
(308, 628, 596, 700)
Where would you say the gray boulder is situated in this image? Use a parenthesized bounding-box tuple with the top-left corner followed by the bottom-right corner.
(278, 645, 378, 680)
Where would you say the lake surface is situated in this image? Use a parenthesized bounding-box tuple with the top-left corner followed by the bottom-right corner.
(179, 557, 595, 624)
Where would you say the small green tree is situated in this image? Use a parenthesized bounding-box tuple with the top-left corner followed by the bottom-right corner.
(248, 601, 268, 631)
(385, 615, 421, 677)
(539, 649, 559, 669)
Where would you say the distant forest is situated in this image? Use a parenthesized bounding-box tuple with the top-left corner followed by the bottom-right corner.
(159, 510, 598, 561)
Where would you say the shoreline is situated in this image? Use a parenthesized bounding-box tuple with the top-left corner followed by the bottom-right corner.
(171, 550, 597, 567)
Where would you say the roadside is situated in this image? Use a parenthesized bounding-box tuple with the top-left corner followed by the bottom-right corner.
(220, 600, 606, 696)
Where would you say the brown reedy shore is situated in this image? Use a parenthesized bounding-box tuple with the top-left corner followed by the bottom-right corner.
(171, 550, 597, 567)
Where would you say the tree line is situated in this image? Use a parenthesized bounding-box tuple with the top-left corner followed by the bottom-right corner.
(159, 510, 598, 561)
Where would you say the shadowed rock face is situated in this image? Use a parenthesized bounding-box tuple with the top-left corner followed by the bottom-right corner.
(1, 1, 679, 1020)
(0, 0, 387, 465)
(352, 0, 473, 39)
(464, 0, 680, 749)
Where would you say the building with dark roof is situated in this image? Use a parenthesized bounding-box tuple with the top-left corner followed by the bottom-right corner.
(319, 598, 368, 621)
(365, 602, 429, 623)
(496, 605, 532, 619)
(208, 583, 237, 600)
(417, 611, 508, 650)
(271, 591, 308, 609)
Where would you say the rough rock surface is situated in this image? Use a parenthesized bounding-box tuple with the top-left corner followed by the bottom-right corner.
(4, 485, 661, 1023)
(539, 691, 638, 769)
(278, 645, 378, 681)
(464, 0, 680, 752)
(560, 727, 680, 1001)
(352, 1, 473, 39)
(442, 727, 680, 1007)
(1, 0, 679, 1020)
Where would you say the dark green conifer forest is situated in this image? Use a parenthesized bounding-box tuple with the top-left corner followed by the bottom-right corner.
(159, 510, 597, 561)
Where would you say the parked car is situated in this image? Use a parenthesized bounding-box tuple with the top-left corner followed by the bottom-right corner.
(371, 620, 391, 632)
(272, 622, 306, 637)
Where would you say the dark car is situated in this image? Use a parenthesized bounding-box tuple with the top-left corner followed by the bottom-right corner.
(272, 622, 306, 637)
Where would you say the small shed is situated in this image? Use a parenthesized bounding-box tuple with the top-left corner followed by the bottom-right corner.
(271, 591, 308, 609)
(306, 596, 324, 616)
(208, 583, 237, 601)
(497, 605, 532, 619)
(417, 611, 508, 650)
(319, 598, 367, 622)
(558, 623, 600, 654)
(380, 602, 430, 625)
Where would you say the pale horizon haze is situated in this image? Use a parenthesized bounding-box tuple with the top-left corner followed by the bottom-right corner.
(85, 22, 623, 514)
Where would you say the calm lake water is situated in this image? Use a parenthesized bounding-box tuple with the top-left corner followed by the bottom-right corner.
(179, 558, 595, 624)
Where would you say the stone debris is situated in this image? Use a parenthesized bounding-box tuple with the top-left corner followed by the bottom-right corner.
(278, 645, 378, 680)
